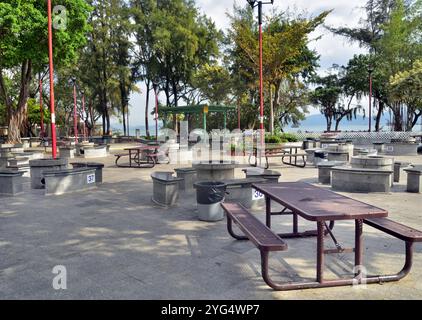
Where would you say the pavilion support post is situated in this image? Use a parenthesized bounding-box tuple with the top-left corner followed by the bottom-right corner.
(203, 112, 207, 132)
(224, 112, 227, 130)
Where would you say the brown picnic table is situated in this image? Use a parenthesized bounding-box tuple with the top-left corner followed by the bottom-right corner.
(249, 146, 307, 169)
(222, 182, 422, 290)
(115, 145, 161, 168)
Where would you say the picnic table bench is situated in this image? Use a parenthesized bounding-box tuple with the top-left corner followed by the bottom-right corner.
(114, 145, 162, 168)
(249, 146, 306, 169)
(221, 182, 422, 291)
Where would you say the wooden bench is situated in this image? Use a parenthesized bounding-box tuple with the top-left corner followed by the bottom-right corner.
(264, 148, 306, 169)
(114, 153, 157, 167)
(222, 202, 287, 251)
(221, 202, 288, 286)
(364, 217, 422, 282)
(114, 153, 130, 166)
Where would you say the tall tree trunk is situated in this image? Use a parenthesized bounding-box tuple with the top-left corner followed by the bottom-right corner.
(375, 100, 384, 132)
(392, 104, 403, 131)
(325, 116, 332, 132)
(172, 79, 178, 134)
(269, 84, 274, 134)
(411, 110, 422, 130)
(145, 79, 151, 138)
(120, 84, 126, 135)
(1, 60, 32, 143)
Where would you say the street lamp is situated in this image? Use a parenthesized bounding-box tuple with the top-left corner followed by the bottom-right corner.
(80, 90, 87, 141)
(247, 0, 274, 148)
(71, 76, 78, 144)
(368, 65, 374, 132)
(152, 79, 160, 142)
(47, 0, 57, 158)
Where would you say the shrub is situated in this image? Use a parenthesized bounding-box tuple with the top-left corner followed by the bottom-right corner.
(265, 134, 282, 144)
(280, 133, 298, 142)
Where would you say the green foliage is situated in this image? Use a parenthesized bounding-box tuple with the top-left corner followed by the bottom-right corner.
(0, 0, 92, 70)
(226, 5, 328, 131)
(27, 98, 50, 127)
(328, 0, 422, 131)
(265, 134, 282, 144)
(192, 64, 232, 104)
(279, 132, 299, 142)
(264, 132, 297, 144)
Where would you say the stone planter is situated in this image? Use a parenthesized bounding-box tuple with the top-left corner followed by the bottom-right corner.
(331, 167, 393, 193)
(29, 158, 68, 189)
(327, 151, 350, 162)
(42, 167, 97, 195)
(384, 143, 418, 156)
(242, 168, 281, 183)
(351, 156, 394, 171)
(353, 148, 377, 157)
(192, 160, 237, 181)
(83, 146, 108, 158)
(70, 162, 104, 184)
(373, 142, 385, 154)
(174, 167, 197, 192)
(394, 161, 411, 183)
(59, 147, 76, 159)
(404, 166, 422, 193)
(0, 170, 25, 195)
(317, 161, 347, 184)
(151, 172, 184, 206)
(76, 142, 95, 156)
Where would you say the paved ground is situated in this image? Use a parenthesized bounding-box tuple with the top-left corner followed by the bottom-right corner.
(1, 145, 422, 299)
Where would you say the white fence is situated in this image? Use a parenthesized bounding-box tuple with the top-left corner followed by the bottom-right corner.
(294, 131, 421, 144)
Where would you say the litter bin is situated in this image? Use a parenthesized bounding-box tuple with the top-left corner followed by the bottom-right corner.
(313, 150, 327, 167)
(194, 181, 227, 222)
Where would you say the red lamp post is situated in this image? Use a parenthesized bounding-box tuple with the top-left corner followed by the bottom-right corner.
(71, 77, 78, 144)
(47, 0, 57, 158)
(247, 0, 274, 148)
(39, 74, 44, 138)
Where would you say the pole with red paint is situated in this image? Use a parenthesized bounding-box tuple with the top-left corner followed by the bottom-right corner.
(247, 0, 274, 164)
(47, 0, 57, 159)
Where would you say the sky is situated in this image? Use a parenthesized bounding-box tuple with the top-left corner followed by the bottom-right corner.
(121, 0, 369, 129)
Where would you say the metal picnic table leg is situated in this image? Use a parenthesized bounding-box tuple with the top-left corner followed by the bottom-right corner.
(317, 221, 325, 283)
(129, 150, 132, 167)
(265, 196, 271, 228)
(355, 219, 363, 279)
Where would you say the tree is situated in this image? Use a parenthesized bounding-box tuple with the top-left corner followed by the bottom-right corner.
(226, 5, 329, 132)
(327, 0, 396, 131)
(192, 64, 232, 105)
(375, 0, 422, 131)
(276, 78, 309, 130)
(310, 69, 363, 132)
(0, 0, 91, 142)
(390, 59, 422, 130)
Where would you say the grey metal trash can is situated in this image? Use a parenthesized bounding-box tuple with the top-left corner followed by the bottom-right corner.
(194, 181, 227, 222)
